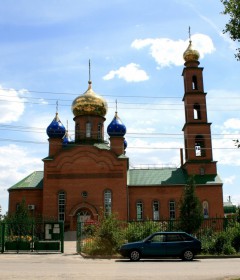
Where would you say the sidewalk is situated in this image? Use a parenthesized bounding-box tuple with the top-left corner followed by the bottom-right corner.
(64, 241, 78, 254)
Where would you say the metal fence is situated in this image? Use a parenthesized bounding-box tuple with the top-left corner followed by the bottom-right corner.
(0, 221, 64, 253)
(76, 217, 239, 254)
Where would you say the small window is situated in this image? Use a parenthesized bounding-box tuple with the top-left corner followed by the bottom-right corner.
(97, 123, 102, 140)
(192, 75, 198, 90)
(136, 201, 143, 221)
(169, 201, 175, 219)
(86, 122, 91, 138)
(195, 135, 205, 157)
(193, 104, 201, 120)
(81, 191, 88, 198)
(152, 200, 159, 221)
(200, 167, 205, 176)
(203, 201, 209, 218)
(76, 124, 80, 140)
(104, 190, 112, 216)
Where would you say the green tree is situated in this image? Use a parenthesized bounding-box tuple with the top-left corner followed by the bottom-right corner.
(178, 176, 203, 234)
(221, 0, 240, 60)
(6, 198, 34, 236)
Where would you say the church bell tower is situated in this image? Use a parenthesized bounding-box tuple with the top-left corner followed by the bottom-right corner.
(182, 37, 217, 176)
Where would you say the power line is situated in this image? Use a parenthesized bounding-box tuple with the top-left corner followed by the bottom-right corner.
(1, 86, 240, 100)
(0, 137, 238, 150)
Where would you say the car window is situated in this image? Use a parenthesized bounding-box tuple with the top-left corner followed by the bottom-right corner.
(181, 233, 194, 241)
(166, 234, 183, 242)
(150, 234, 165, 243)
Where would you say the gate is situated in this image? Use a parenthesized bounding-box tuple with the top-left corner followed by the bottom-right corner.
(1, 221, 64, 253)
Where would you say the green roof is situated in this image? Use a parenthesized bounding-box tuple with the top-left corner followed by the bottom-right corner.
(128, 168, 222, 186)
(128, 168, 187, 186)
(9, 168, 222, 190)
(9, 171, 43, 190)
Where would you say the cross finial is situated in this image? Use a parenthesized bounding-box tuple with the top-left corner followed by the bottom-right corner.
(89, 59, 91, 82)
(188, 26, 191, 42)
(115, 99, 118, 113)
(56, 100, 58, 113)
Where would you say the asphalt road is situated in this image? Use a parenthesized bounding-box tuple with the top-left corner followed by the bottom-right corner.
(0, 242, 239, 280)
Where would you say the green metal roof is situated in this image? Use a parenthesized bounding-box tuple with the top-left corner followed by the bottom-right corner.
(128, 168, 187, 186)
(128, 168, 222, 186)
(8, 171, 44, 190)
(9, 168, 222, 190)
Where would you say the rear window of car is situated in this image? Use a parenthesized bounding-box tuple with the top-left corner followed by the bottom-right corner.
(180, 234, 194, 241)
(166, 234, 183, 242)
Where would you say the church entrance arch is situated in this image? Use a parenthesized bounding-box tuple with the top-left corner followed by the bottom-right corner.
(69, 203, 98, 231)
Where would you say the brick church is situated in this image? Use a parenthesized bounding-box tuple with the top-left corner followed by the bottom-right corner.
(8, 40, 224, 231)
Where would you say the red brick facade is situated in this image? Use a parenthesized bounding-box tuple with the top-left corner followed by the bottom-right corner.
(8, 42, 224, 231)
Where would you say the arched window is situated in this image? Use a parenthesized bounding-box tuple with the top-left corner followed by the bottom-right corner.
(86, 122, 91, 138)
(195, 135, 205, 157)
(169, 200, 175, 219)
(97, 123, 102, 140)
(193, 103, 201, 120)
(136, 201, 143, 221)
(203, 201, 209, 218)
(104, 189, 112, 216)
(152, 200, 160, 221)
(192, 75, 198, 90)
(58, 191, 65, 221)
(76, 124, 80, 140)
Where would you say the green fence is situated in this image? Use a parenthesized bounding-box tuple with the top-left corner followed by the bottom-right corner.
(0, 221, 64, 253)
(76, 217, 238, 254)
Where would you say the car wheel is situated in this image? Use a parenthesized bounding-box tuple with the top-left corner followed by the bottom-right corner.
(182, 250, 194, 261)
(129, 250, 141, 261)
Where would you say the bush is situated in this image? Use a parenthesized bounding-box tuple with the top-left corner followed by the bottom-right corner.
(124, 220, 160, 242)
(81, 213, 124, 255)
(200, 222, 240, 255)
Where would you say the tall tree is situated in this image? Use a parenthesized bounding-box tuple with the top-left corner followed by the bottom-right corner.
(221, 0, 240, 60)
(178, 176, 203, 234)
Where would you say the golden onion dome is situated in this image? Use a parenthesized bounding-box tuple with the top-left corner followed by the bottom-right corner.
(183, 40, 200, 62)
(72, 81, 108, 117)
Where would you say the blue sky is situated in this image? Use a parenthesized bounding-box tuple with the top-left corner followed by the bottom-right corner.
(0, 0, 240, 215)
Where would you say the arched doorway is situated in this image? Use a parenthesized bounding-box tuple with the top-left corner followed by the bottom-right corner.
(77, 208, 93, 222)
(69, 203, 98, 231)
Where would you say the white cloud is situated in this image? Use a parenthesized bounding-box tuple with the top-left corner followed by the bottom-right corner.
(131, 34, 215, 68)
(0, 86, 29, 124)
(0, 144, 43, 215)
(223, 175, 236, 185)
(223, 118, 240, 130)
(103, 63, 149, 82)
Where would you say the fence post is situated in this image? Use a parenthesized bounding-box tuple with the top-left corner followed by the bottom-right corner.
(60, 222, 64, 253)
(1, 222, 5, 253)
(76, 214, 81, 253)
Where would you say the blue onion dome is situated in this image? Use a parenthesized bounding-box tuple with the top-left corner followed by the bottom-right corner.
(72, 81, 108, 117)
(62, 130, 70, 146)
(46, 113, 66, 138)
(124, 139, 127, 150)
(107, 112, 126, 137)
